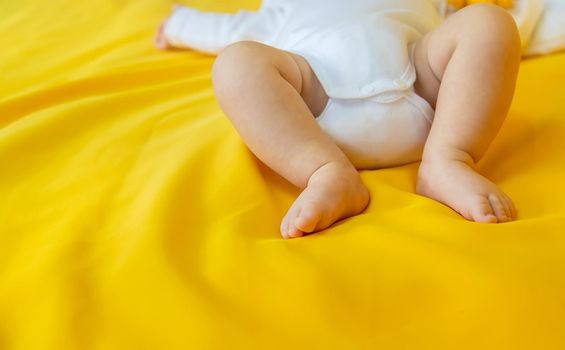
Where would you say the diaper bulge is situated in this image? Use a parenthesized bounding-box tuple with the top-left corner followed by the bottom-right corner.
(316, 88, 434, 170)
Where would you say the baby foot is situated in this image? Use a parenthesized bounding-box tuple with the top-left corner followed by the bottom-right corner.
(280, 162, 370, 239)
(417, 157, 517, 223)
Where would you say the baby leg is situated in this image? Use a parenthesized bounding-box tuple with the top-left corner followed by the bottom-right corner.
(413, 4, 521, 223)
(212, 42, 369, 238)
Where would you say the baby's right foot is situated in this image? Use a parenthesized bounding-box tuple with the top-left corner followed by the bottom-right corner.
(280, 162, 370, 239)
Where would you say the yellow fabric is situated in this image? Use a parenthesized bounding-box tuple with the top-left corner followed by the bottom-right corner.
(1, 1, 565, 349)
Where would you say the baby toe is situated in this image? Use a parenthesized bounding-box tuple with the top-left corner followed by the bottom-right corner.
(286, 207, 306, 239)
(470, 196, 498, 223)
(489, 194, 511, 223)
(294, 206, 322, 234)
(287, 223, 304, 239)
(502, 194, 517, 220)
(281, 205, 299, 238)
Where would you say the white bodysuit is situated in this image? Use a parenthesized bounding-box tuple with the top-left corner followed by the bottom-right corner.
(164, 0, 443, 169)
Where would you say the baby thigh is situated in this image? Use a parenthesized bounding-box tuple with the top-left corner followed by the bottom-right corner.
(212, 41, 341, 188)
(214, 42, 328, 116)
(412, 3, 521, 161)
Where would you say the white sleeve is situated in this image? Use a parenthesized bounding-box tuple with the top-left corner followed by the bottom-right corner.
(510, 0, 545, 52)
(525, 0, 565, 56)
(163, 5, 286, 55)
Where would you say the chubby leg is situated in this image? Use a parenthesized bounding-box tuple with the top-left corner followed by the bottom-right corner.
(413, 4, 520, 223)
(212, 41, 369, 238)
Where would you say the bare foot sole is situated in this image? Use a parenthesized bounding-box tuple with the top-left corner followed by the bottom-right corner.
(417, 158, 517, 223)
(280, 162, 370, 239)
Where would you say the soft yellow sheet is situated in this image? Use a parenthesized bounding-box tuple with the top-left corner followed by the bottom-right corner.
(1, 1, 564, 349)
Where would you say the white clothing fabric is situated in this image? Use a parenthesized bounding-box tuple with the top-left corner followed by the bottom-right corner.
(315, 43, 435, 169)
(164, 0, 441, 168)
(164, 0, 442, 99)
(526, 0, 565, 56)
(500, 0, 545, 52)
(317, 86, 434, 169)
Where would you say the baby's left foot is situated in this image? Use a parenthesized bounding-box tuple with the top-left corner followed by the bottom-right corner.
(417, 156, 517, 223)
(280, 161, 370, 239)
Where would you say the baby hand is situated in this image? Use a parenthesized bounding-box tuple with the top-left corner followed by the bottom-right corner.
(154, 4, 183, 50)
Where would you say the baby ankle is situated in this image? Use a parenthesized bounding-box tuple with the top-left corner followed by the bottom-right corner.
(423, 146, 476, 167)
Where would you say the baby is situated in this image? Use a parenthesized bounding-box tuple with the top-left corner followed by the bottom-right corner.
(155, 0, 521, 239)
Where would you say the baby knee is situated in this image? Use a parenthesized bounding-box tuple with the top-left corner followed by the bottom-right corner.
(461, 4, 521, 49)
(213, 42, 257, 87)
(212, 41, 272, 97)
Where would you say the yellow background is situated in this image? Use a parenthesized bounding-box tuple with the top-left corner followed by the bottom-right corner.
(1, 1, 564, 349)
